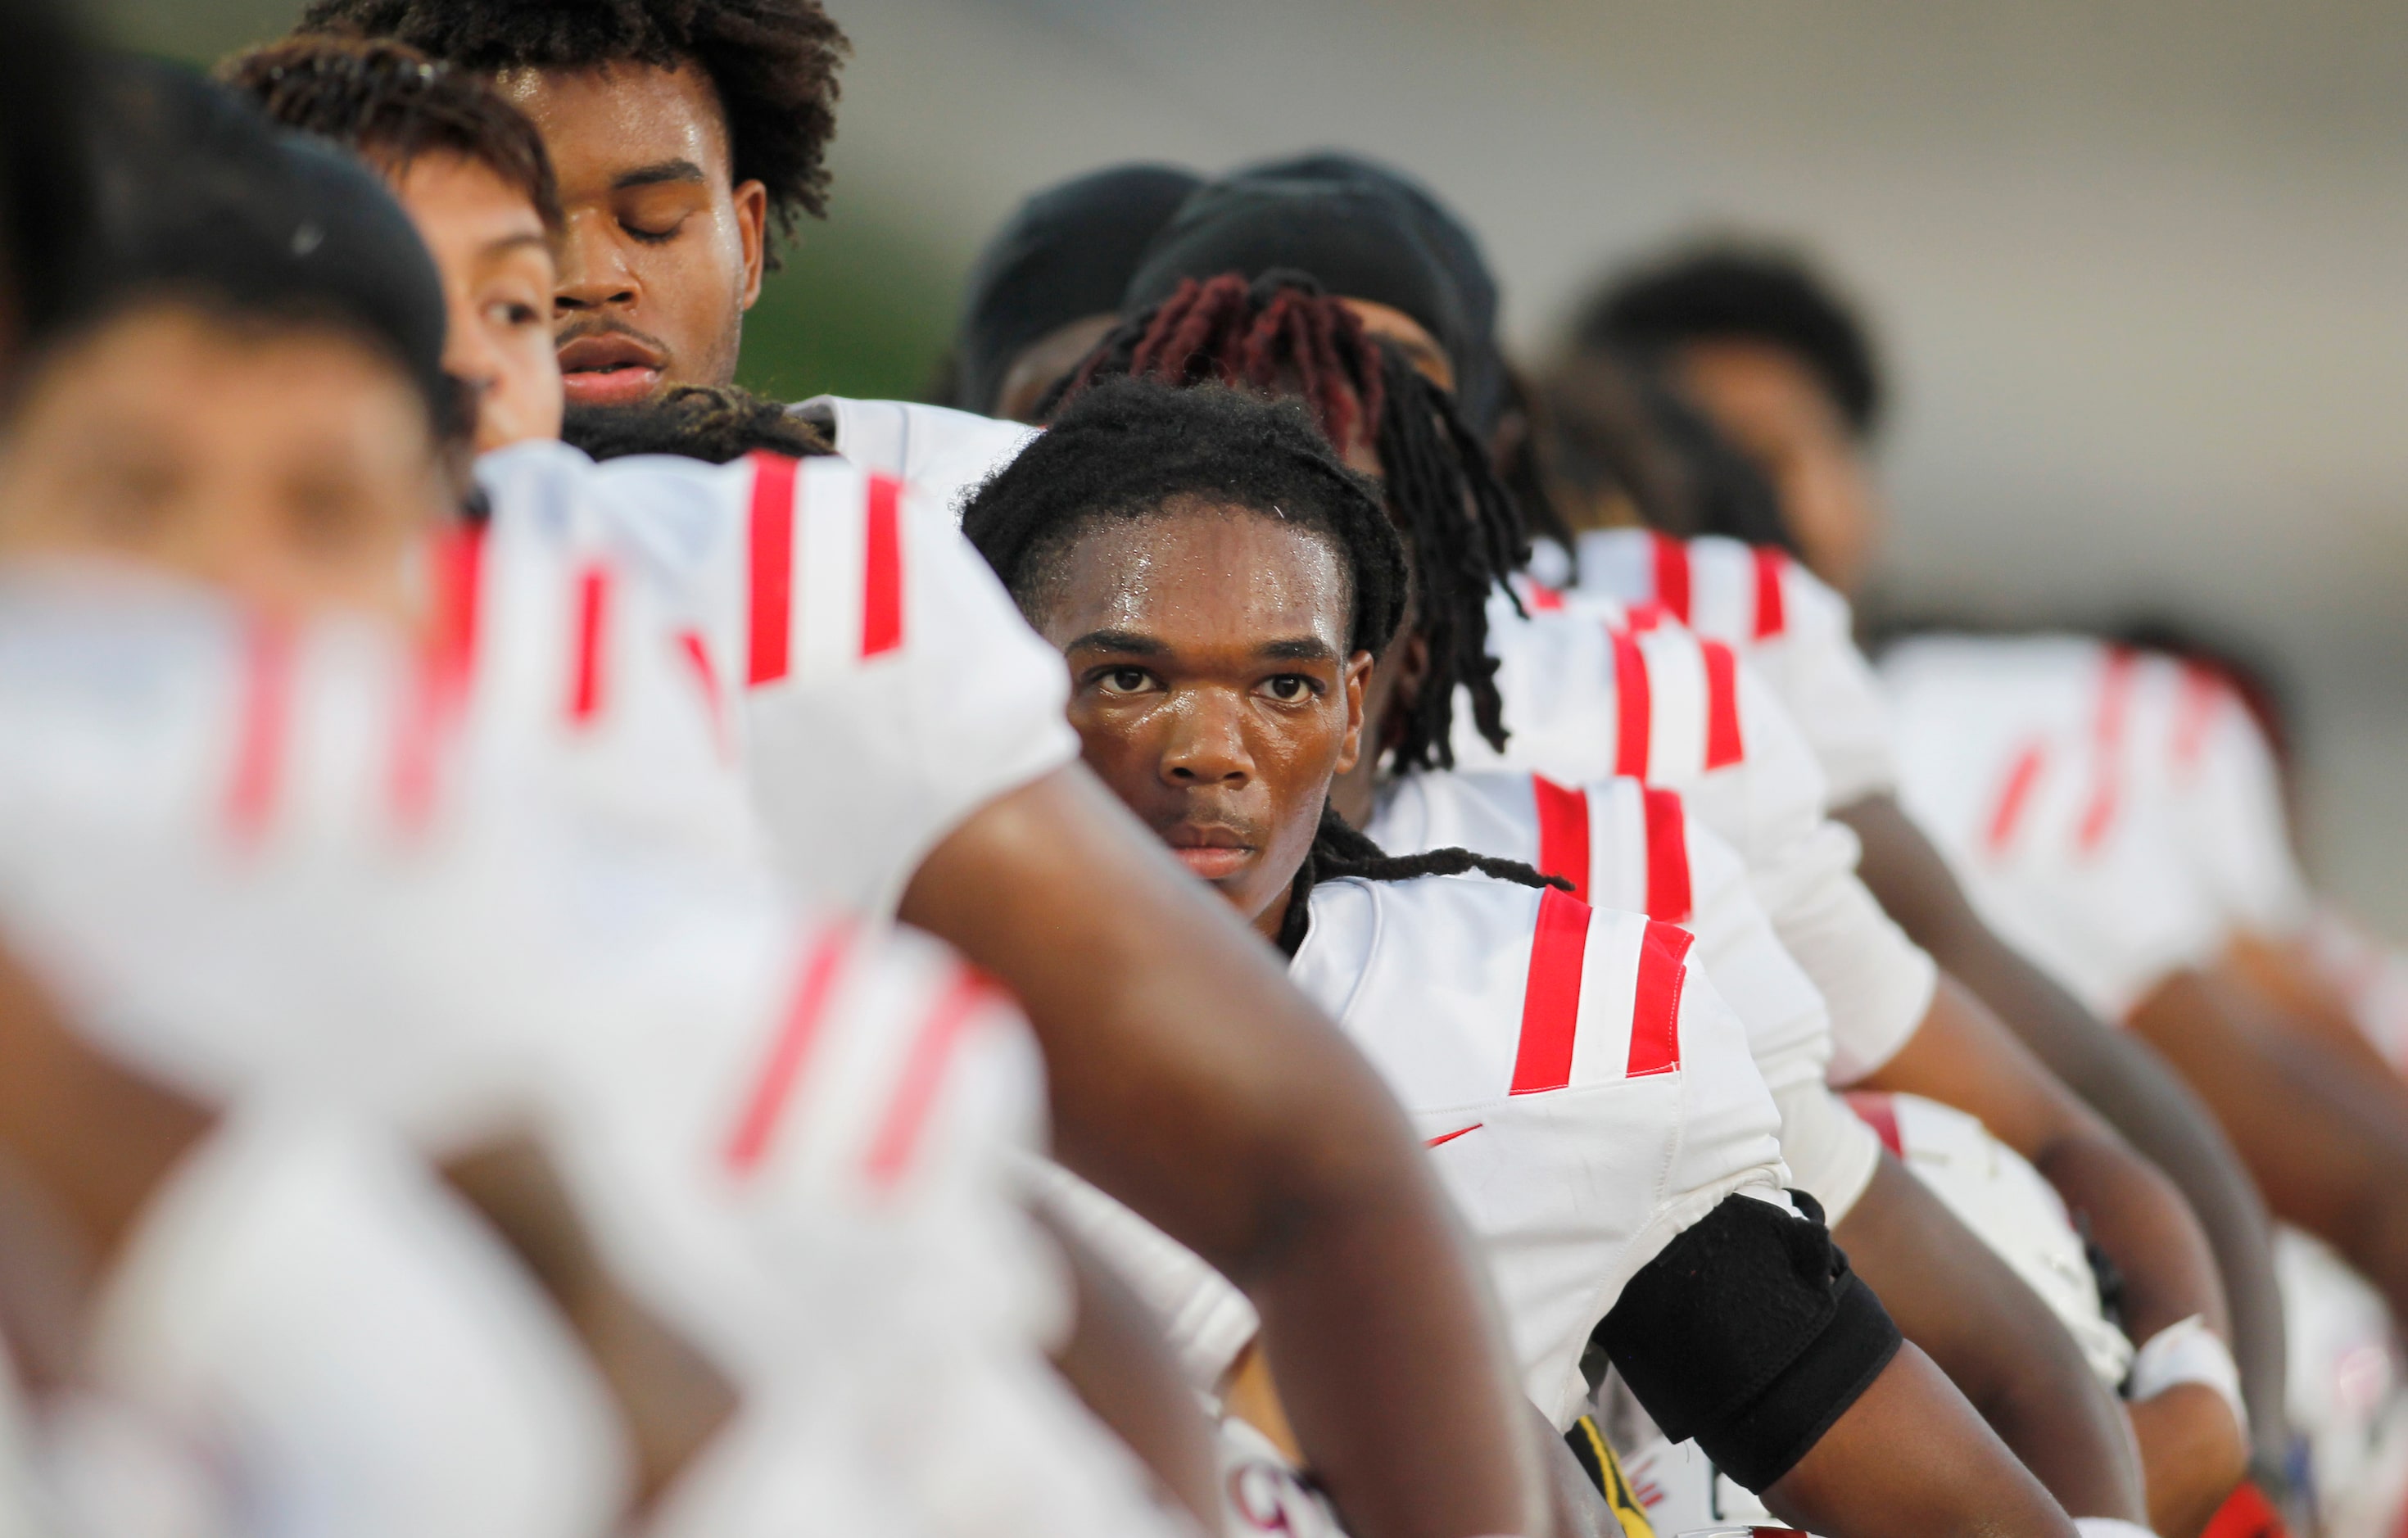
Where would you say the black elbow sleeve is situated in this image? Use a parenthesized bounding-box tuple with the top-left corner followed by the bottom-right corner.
(1597, 1191, 1901, 1492)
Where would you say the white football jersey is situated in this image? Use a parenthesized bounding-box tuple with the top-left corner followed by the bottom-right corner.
(477, 440, 1079, 917)
(792, 395, 1039, 527)
(1881, 634, 2312, 1020)
(1464, 590, 1935, 1083)
(1568, 529, 1899, 808)
(1366, 769, 1881, 1217)
(1294, 872, 1790, 1428)
(1039, 873, 1793, 1432)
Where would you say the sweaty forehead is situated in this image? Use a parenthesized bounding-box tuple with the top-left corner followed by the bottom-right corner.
(497, 60, 731, 189)
(1032, 503, 1352, 655)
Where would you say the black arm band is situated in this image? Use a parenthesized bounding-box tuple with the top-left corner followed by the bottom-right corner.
(1596, 1191, 1903, 1491)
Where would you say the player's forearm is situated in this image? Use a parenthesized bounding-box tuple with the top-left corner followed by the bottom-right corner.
(1764, 1344, 2078, 1538)
(1835, 1156, 2144, 1522)
(2028, 1129, 2227, 1346)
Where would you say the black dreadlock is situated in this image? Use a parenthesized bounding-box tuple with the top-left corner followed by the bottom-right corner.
(1272, 805, 1564, 957)
(564, 382, 832, 464)
(295, 0, 847, 261)
(1048, 270, 1528, 774)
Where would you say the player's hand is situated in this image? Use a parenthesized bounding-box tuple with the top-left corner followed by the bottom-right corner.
(2127, 1382, 2248, 1538)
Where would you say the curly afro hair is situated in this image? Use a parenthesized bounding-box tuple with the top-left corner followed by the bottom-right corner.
(1577, 242, 1884, 441)
(294, 0, 846, 257)
(219, 36, 562, 233)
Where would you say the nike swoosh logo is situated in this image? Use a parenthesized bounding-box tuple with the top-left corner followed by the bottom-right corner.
(1424, 1123, 1483, 1148)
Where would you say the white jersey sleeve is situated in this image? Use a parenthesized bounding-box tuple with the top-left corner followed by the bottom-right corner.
(488, 442, 1079, 916)
(1468, 596, 1936, 1085)
(1289, 873, 1790, 1428)
(1570, 529, 1899, 807)
(792, 395, 1039, 527)
(1881, 635, 2252, 1020)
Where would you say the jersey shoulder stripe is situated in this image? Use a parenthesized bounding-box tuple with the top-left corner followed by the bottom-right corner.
(1641, 787, 1694, 924)
(1751, 546, 1788, 640)
(742, 452, 910, 688)
(860, 473, 903, 659)
(1510, 890, 1694, 1093)
(1627, 920, 1694, 1078)
(566, 561, 612, 726)
(861, 969, 997, 1190)
(1701, 640, 1744, 770)
(1609, 628, 1650, 778)
(1650, 530, 1692, 625)
(723, 922, 855, 1175)
(1513, 886, 1594, 1093)
(1532, 776, 1591, 904)
(744, 451, 796, 685)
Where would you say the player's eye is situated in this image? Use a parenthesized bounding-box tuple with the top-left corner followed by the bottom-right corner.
(1260, 674, 1317, 703)
(1094, 667, 1154, 696)
(483, 300, 543, 330)
(624, 215, 687, 245)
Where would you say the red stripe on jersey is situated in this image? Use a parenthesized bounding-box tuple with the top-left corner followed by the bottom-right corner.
(1751, 547, 1788, 640)
(224, 619, 296, 845)
(568, 563, 610, 725)
(1650, 531, 1692, 624)
(2078, 648, 2138, 853)
(724, 925, 853, 1175)
(1520, 576, 1566, 612)
(1531, 775, 1591, 904)
(675, 628, 730, 758)
(1985, 741, 2049, 856)
(1641, 788, 1693, 922)
(745, 451, 798, 685)
(1701, 640, 1744, 770)
(1627, 920, 1692, 1077)
(1610, 627, 1650, 778)
(861, 473, 904, 658)
(863, 970, 994, 1189)
(1511, 886, 1593, 1094)
(1424, 1122, 1483, 1148)
(2171, 663, 2225, 778)
(427, 523, 485, 689)
(1622, 602, 1666, 633)
(1844, 1091, 1904, 1157)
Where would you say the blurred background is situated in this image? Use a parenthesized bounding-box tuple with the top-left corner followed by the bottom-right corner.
(116, 0, 2408, 925)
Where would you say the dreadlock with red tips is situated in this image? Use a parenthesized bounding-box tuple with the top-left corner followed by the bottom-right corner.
(1048, 270, 1528, 776)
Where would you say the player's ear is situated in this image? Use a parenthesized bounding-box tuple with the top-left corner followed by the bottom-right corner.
(732, 179, 768, 311)
(1335, 649, 1373, 776)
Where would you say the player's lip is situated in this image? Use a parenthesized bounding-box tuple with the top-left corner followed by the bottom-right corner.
(555, 332, 668, 408)
(1163, 824, 1254, 881)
